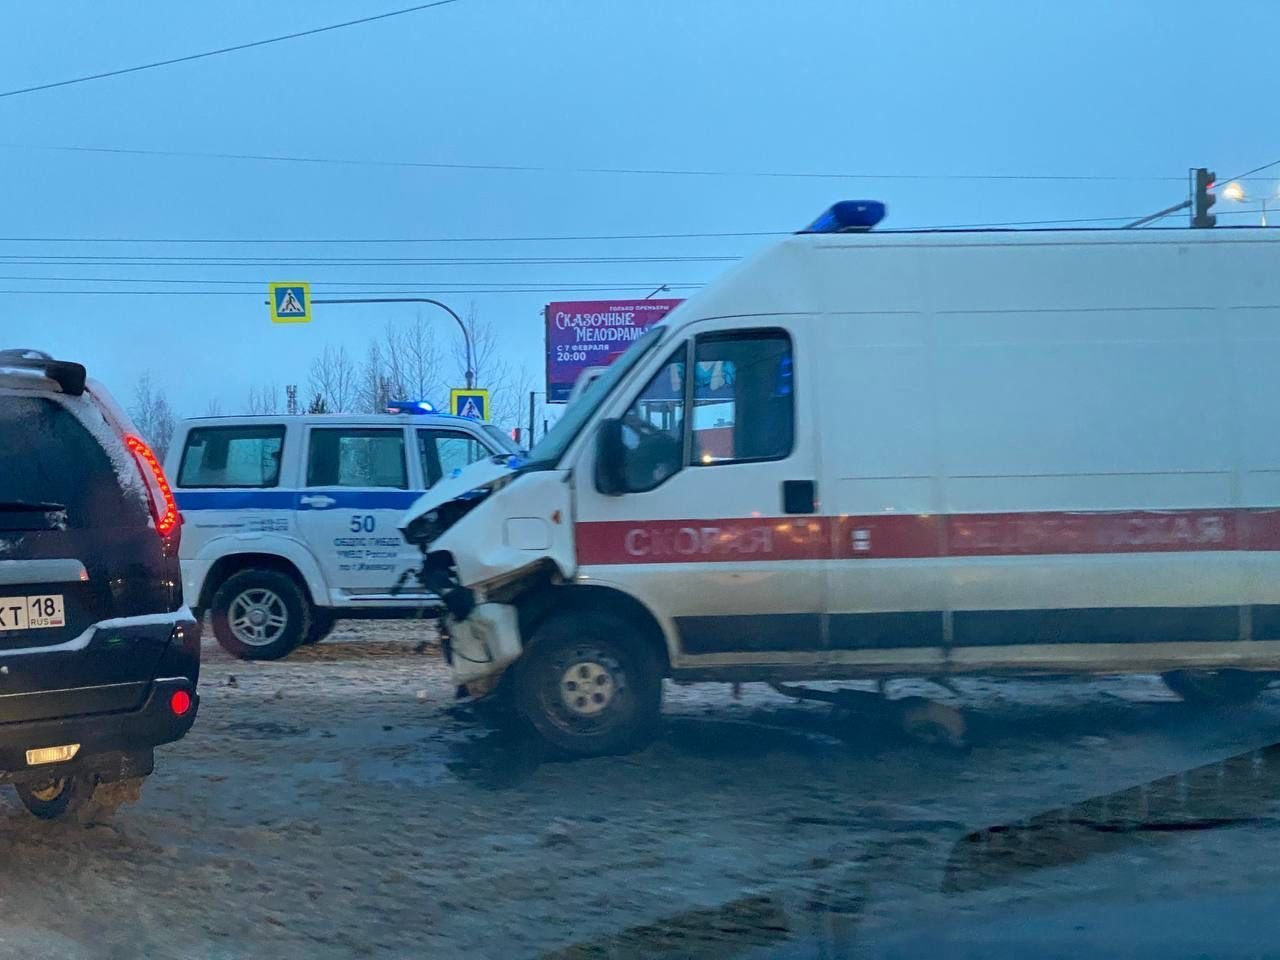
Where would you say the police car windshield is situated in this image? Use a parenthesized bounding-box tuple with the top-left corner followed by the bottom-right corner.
(481, 423, 520, 454)
(525, 325, 666, 468)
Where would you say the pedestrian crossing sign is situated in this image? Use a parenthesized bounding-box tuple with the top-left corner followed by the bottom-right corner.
(269, 282, 311, 323)
(449, 387, 490, 421)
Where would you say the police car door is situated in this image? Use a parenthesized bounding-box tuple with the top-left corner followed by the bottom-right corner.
(294, 424, 416, 602)
(574, 318, 825, 664)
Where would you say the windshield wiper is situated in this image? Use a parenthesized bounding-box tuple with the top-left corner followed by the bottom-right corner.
(0, 500, 67, 512)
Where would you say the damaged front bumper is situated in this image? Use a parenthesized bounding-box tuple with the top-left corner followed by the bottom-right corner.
(440, 602, 523, 685)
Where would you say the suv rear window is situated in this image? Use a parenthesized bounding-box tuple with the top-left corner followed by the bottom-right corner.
(0, 395, 147, 529)
(178, 425, 285, 488)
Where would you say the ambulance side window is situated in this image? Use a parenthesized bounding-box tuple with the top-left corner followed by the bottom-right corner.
(691, 330, 794, 465)
(619, 345, 686, 493)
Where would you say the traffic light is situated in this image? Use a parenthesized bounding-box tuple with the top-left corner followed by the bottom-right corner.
(1193, 168, 1216, 228)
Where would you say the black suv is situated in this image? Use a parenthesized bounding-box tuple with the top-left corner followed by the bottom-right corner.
(0, 350, 198, 821)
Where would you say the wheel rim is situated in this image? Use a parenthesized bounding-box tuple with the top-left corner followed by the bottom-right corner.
(559, 659, 617, 716)
(29, 778, 66, 802)
(542, 645, 628, 732)
(229, 588, 288, 646)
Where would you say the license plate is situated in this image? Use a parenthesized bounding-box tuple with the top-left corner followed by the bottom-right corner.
(0, 595, 66, 631)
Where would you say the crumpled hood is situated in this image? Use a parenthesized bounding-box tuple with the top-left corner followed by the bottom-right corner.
(399, 455, 520, 533)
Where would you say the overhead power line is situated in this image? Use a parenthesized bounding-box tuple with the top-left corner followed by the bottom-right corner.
(0, 287, 695, 297)
(0, 1, 462, 100)
(0, 142, 1186, 183)
(0, 214, 1189, 257)
(0, 274, 704, 289)
(1223, 157, 1280, 183)
(0, 212, 1222, 248)
(0, 229, 783, 245)
(0, 255, 740, 267)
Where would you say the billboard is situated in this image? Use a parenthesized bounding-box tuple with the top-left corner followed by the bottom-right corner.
(545, 298, 683, 402)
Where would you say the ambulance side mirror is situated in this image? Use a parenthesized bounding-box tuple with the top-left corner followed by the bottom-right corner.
(595, 418, 628, 496)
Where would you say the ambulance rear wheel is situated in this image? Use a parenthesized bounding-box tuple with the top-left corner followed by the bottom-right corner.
(514, 611, 662, 757)
(1162, 670, 1272, 706)
(210, 569, 310, 661)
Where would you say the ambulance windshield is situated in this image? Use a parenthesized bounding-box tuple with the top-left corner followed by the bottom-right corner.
(525, 324, 667, 468)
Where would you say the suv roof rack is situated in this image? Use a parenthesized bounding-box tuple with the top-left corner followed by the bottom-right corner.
(0, 349, 87, 396)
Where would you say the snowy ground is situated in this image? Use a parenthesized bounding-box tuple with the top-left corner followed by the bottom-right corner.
(3, 622, 1280, 959)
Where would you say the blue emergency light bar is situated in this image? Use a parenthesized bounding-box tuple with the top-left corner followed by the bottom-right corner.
(386, 400, 435, 414)
(800, 200, 886, 234)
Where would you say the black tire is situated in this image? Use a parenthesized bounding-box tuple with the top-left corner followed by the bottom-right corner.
(14, 775, 96, 820)
(303, 610, 336, 645)
(513, 610, 662, 757)
(210, 568, 310, 661)
(1162, 670, 1272, 706)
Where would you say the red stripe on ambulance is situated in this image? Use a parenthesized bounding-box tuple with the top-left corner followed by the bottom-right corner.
(575, 518, 831, 565)
(576, 508, 1280, 565)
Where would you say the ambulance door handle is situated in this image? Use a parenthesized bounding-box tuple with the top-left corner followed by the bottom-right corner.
(782, 480, 816, 515)
(300, 494, 336, 509)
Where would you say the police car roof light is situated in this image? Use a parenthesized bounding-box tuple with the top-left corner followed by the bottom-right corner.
(800, 201, 886, 234)
(385, 400, 435, 415)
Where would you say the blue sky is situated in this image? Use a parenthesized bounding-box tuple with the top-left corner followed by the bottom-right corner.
(1, 0, 1276, 420)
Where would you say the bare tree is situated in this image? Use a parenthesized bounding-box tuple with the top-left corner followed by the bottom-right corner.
(451, 304, 536, 430)
(353, 315, 446, 412)
(359, 341, 395, 414)
(203, 397, 224, 417)
(129, 373, 176, 460)
(246, 383, 281, 415)
(453, 301, 504, 387)
(386, 314, 442, 402)
(307, 345, 357, 413)
(492, 363, 535, 433)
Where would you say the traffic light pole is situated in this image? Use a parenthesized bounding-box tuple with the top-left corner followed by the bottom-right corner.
(1124, 199, 1191, 229)
(1125, 167, 1217, 229)
(309, 297, 475, 388)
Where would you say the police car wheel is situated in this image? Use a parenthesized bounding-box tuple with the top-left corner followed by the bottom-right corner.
(515, 611, 662, 757)
(210, 569, 310, 661)
(1162, 670, 1272, 706)
(304, 610, 336, 645)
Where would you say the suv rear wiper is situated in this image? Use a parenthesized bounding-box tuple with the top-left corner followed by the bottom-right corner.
(0, 500, 67, 512)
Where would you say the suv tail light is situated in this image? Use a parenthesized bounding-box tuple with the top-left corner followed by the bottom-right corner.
(125, 435, 182, 547)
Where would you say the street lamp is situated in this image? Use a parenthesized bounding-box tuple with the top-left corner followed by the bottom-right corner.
(307, 297, 475, 387)
(1220, 181, 1275, 226)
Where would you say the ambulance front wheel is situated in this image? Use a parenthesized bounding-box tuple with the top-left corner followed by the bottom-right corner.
(209, 568, 310, 661)
(514, 611, 663, 757)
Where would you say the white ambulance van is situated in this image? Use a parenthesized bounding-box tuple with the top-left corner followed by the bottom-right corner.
(402, 203, 1280, 756)
(167, 412, 516, 659)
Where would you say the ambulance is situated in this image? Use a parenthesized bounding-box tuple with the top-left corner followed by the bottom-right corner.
(401, 202, 1280, 756)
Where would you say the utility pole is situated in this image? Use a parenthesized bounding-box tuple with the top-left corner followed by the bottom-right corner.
(528, 390, 536, 446)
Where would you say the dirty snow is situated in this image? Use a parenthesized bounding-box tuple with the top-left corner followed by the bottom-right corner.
(1, 622, 1279, 958)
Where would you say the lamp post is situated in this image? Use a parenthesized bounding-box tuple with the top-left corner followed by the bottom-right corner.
(1221, 181, 1276, 227)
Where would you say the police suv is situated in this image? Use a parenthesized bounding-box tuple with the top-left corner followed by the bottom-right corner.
(167, 410, 516, 660)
